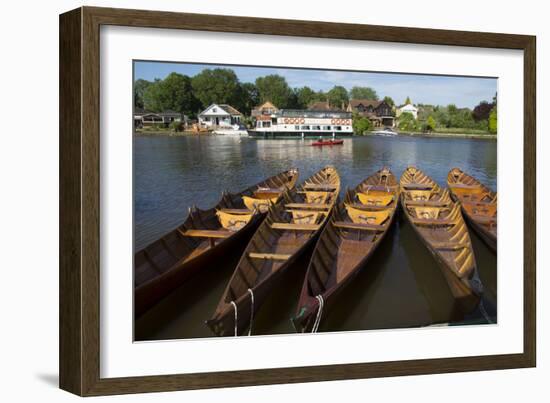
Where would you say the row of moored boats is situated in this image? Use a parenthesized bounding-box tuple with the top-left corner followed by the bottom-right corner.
(134, 165, 497, 335)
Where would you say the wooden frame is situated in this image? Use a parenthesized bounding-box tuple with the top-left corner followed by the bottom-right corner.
(59, 6, 536, 396)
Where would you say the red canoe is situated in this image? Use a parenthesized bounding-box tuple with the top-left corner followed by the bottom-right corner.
(311, 139, 344, 146)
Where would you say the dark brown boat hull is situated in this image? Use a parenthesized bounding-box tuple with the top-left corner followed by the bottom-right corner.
(450, 194, 497, 253)
(401, 196, 481, 313)
(135, 215, 262, 318)
(205, 232, 319, 336)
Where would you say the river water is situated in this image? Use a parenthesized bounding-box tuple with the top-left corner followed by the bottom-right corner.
(134, 135, 497, 340)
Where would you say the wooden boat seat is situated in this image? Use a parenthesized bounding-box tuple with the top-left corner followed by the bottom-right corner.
(304, 191, 329, 204)
(291, 211, 320, 224)
(432, 242, 471, 250)
(242, 195, 277, 211)
(359, 184, 398, 192)
(408, 190, 433, 201)
(344, 203, 390, 211)
(404, 200, 449, 207)
(450, 183, 482, 189)
(470, 214, 497, 224)
(284, 203, 330, 210)
(180, 229, 232, 238)
(357, 192, 393, 206)
(346, 205, 390, 225)
(403, 183, 434, 190)
(333, 221, 386, 231)
(303, 184, 338, 190)
(248, 252, 291, 260)
(218, 208, 253, 214)
(411, 218, 455, 226)
(216, 210, 253, 231)
(270, 222, 321, 231)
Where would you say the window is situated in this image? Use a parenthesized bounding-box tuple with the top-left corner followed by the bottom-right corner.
(263, 121, 271, 128)
(334, 126, 342, 131)
(300, 125, 310, 130)
(295, 126, 300, 130)
(311, 125, 321, 130)
(322, 125, 331, 130)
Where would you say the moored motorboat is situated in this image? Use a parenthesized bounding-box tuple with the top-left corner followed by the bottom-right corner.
(447, 168, 497, 252)
(206, 166, 340, 336)
(134, 168, 299, 317)
(292, 167, 399, 333)
(400, 166, 483, 312)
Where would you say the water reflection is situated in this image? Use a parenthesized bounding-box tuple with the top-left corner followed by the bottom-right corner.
(134, 135, 497, 340)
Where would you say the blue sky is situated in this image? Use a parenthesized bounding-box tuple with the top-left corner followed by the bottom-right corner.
(134, 61, 497, 108)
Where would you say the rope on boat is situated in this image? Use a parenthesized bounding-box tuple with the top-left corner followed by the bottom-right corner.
(230, 301, 238, 337)
(247, 288, 254, 336)
(479, 300, 494, 324)
(311, 295, 325, 333)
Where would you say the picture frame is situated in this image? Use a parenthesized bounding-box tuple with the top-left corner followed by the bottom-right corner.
(59, 6, 536, 396)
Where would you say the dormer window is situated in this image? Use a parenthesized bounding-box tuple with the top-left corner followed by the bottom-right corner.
(212, 108, 217, 112)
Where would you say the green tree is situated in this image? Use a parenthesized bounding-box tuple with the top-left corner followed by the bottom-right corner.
(404, 96, 412, 105)
(488, 106, 497, 134)
(294, 86, 317, 109)
(191, 68, 240, 107)
(143, 73, 198, 116)
(352, 115, 372, 135)
(349, 86, 378, 100)
(426, 116, 436, 131)
(255, 75, 293, 108)
(234, 82, 259, 115)
(134, 79, 152, 109)
(383, 96, 395, 107)
(398, 112, 417, 132)
(327, 85, 349, 109)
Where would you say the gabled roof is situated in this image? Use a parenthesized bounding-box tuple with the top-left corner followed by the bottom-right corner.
(199, 103, 243, 116)
(254, 101, 278, 110)
(348, 99, 383, 108)
(308, 101, 335, 111)
(219, 104, 243, 116)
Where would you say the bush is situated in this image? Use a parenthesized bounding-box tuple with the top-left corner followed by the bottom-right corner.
(426, 116, 436, 132)
(170, 120, 183, 132)
(398, 112, 417, 132)
(488, 107, 497, 134)
(352, 116, 372, 135)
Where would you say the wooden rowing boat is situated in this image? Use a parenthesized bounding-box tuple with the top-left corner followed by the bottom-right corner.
(447, 168, 497, 252)
(292, 167, 399, 333)
(134, 168, 299, 317)
(400, 166, 483, 312)
(311, 139, 344, 146)
(206, 166, 340, 336)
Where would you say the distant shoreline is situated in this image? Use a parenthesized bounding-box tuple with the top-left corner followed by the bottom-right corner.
(388, 131, 497, 140)
(133, 130, 497, 140)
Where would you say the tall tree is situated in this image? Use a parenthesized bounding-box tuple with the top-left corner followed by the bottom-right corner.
(294, 86, 317, 109)
(404, 96, 412, 105)
(472, 100, 495, 121)
(134, 79, 152, 109)
(383, 96, 395, 107)
(349, 86, 378, 100)
(143, 73, 198, 116)
(234, 82, 259, 115)
(327, 85, 349, 109)
(255, 75, 293, 108)
(191, 68, 240, 108)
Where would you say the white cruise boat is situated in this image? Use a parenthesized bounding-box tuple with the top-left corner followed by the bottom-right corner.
(248, 109, 353, 138)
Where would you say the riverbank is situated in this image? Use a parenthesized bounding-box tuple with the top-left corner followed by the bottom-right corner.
(394, 131, 497, 140)
(134, 129, 497, 140)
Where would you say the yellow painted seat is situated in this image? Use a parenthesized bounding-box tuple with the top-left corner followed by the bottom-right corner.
(345, 205, 390, 225)
(409, 190, 432, 201)
(242, 195, 278, 213)
(216, 210, 253, 231)
(414, 207, 441, 220)
(305, 191, 329, 204)
(357, 191, 393, 206)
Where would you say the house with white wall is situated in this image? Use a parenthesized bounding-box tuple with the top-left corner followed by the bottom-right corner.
(396, 103, 419, 119)
(198, 104, 243, 128)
